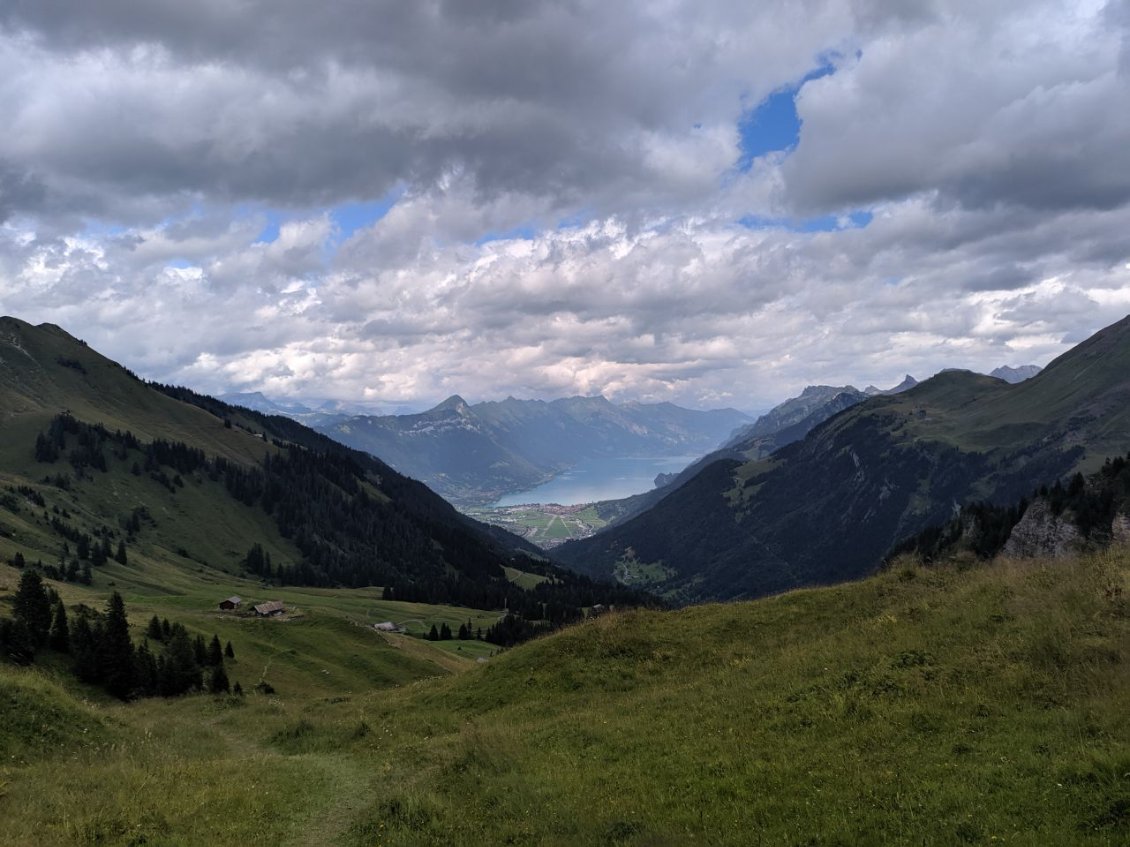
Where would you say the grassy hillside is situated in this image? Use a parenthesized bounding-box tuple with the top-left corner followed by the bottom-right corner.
(3, 547, 1129, 844)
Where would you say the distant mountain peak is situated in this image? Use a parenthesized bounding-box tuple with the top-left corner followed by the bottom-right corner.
(433, 394, 471, 414)
(990, 364, 1042, 384)
(865, 375, 918, 395)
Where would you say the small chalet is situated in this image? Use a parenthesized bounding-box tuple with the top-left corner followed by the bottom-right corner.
(218, 596, 242, 611)
(253, 600, 286, 617)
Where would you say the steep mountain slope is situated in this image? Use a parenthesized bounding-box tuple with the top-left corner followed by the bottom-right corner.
(0, 317, 646, 624)
(313, 393, 751, 505)
(594, 378, 915, 529)
(556, 315, 1130, 604)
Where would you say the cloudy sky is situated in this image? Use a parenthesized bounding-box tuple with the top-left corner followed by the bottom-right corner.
(1, 0, 1128, 412)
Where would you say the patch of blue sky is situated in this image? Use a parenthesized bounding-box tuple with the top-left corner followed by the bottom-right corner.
(736, 55, 838, 171)
(474, 224, 539, 246)
(255, 210, 283, 244)
(330, 190, 403, 244)
(79, 220, 131, 239)
(247, 187, 403, 247)
(738, 210, 872, 233)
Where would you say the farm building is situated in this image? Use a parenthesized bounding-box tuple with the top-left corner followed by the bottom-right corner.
(253, 600, 286, 617)
(218, 596, 242, 611)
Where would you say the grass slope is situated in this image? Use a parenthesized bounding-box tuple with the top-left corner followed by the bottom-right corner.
(3, 548, 1129, 844)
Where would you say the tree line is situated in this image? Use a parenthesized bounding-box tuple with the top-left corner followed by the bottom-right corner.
(0, 570, 239, 700)
(32, 409, 658, 649)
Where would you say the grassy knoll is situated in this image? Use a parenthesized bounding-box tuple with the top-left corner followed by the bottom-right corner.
(4, 548, 1130, 844)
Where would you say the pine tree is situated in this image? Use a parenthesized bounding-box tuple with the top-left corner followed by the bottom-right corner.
(100, 592, 135, 700)
(208, 634, 224, 666)
(71, 615, 100, 683)
(439, 622, 453, 640)
(115, 540, 128, 565)
(146, 615, 163, 641)
(80, 561, 92, 585)
(49, 601, 70, 652)
(163, 626, 202, 695)
(232, 681, 244, 696)
(209, 664, 231, 695)
(13, 569, 52, 648)
(426, 624, 439, 641)
(193, 634, 208, 666)
(224, 640, 235, 659)
(134, 642, 159, 696)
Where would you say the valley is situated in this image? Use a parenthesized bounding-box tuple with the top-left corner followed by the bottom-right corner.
(2, 315, 1128, 846)
(463, 503, 611, 549)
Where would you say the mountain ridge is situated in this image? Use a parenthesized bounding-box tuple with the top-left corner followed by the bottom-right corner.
(0, 316, 649, 629)
(308, 393, 751, 506)
(555, 315, 1130, 604)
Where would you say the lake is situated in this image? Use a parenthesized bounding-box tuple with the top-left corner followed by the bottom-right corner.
(493, 455, 699, 507)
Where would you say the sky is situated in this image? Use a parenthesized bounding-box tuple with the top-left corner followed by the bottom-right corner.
(1, 0, 1128, 413)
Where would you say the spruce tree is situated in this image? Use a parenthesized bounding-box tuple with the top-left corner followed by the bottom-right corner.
(224, 640, 235, 659)
(208, 634, 224, 666)
(115, 540, 128, 565)
(164, 626, 201, 695)
(49, 601, 70, 652)
(13, 570, 52, 648)
(71, 615, 100, 683)
(193, 634, 208, 666)
(100, 592, 135, 700)
(134, 642, 159, 696)
(209, 664, 231, 695)
(427, 624, 439, 641)
(146, 615, 163, 641)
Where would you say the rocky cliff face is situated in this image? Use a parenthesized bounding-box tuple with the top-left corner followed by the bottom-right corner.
(1003, 499, 1082, 559)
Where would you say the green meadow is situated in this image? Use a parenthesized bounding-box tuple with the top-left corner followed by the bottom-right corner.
(465, 504, 609, 548)
(4, 545, 1130, 845)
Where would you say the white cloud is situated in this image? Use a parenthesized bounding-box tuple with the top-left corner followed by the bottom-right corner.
(0, 1, 1127, 414)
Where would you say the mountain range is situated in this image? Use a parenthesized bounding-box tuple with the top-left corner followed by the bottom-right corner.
(301, 395, 751, 506)
(555, 317, 1127, 604)
(0, 317, 646, 627)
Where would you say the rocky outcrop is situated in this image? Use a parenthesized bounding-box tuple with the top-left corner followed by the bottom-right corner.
(1003, 498, 1082, 559)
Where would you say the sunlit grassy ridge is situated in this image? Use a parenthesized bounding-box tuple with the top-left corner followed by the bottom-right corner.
(3, 547, 1129, 845)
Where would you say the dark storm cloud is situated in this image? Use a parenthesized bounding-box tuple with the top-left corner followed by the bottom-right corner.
(0, 1, 838, 217)
(0, 161, 45, 221)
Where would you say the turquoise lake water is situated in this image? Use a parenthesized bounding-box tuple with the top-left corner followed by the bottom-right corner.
(493, 455, 698, 507)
